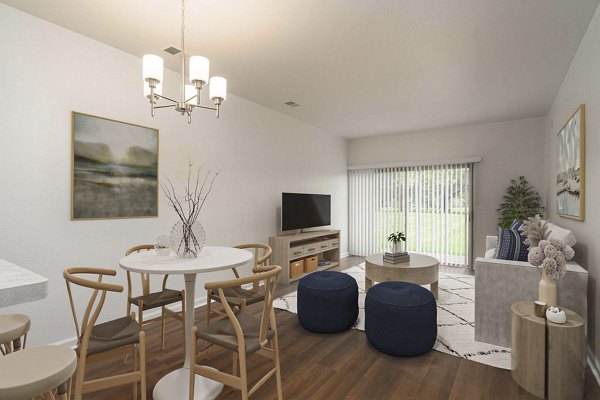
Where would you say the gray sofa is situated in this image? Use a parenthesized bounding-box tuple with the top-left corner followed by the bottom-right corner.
(474, 235, 588, 348)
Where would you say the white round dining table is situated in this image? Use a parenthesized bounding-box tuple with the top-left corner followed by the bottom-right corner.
(119, 246, 252, 400)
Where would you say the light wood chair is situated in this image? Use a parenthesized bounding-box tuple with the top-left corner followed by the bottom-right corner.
(64, 267, 146, 400)
(206, 244, 272, 325)
(0, 314, 30, 355)
(190, 265, 283, 400)
(125, 244, 185, 350)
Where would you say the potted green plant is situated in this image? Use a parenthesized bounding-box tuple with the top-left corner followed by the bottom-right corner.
(497, 176, 543, 228)
(387, 231, 406, 254)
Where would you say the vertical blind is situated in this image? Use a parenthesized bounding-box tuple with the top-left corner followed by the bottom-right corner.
(349, 163, 472, 267)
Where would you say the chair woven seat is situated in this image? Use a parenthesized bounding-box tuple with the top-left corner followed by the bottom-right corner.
(209, 286, 263, 308)
(80, 316, 140, 356)
(196, 311, 274, 354)
(129, 288, 183, 310)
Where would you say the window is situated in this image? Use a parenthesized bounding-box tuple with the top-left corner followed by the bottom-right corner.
(349, 163, 472, 267)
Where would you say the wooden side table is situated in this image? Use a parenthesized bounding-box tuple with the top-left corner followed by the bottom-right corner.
(511, 301, 585, 400)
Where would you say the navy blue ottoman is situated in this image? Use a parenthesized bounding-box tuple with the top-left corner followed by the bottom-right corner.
(365, 281, 437, 356)
(297, 271, 359, 333)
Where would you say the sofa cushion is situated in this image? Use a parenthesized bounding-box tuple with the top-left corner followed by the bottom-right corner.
(494, 227, 529, 261)
(484, 248, 496, 259)
(545, 222, 576, 247)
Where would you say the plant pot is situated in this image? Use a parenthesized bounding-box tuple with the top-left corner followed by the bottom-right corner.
(392, 242, 404, 254)
(539, 269, 557, 307)
(170, 221, 206, 258)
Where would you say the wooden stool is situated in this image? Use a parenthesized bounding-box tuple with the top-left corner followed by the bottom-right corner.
(0, 314, 30, 354)
(0, 345, 77, 399)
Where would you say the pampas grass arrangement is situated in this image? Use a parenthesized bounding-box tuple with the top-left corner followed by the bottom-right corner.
(519, 214, 547, 248)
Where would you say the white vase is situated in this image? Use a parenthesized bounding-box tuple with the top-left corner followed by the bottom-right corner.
(170, 221, 206, 258)
(539, 269, 557, 307)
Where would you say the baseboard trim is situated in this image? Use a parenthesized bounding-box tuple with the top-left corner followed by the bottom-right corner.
(340, 252, 350, 258)
(51, 295, 209, 348)
(588, 346, 600, 387)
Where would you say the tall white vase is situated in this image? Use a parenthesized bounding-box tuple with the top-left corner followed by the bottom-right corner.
(539, 269, 557, 306)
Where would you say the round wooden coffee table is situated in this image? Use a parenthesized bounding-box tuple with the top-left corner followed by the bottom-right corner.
(365, 253, 439, 299)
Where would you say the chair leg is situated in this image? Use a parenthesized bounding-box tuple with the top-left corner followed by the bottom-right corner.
(189, 326, 198, 400)
(239, 350, 249, 400)
(272, 333, 283, 400)
(206, 293, 211, 326)
(132, 344, 138, 400)
(139, 331, 147, 400)
(74, 353, 86, 400)
(161, 307, 166, 350)
(138, 300, 144, 327)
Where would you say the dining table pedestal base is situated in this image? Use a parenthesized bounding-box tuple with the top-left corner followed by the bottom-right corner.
(153, 367, 224, 400)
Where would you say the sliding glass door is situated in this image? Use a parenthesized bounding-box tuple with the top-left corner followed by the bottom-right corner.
(349, 163, 472, 267)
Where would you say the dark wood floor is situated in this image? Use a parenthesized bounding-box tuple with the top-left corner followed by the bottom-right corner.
(83, 257, 600, 399)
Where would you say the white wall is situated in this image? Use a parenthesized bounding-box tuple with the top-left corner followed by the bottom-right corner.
(0, 4, 348, 346)
(544, 3, 600, 364)
(348, 117, 547, 262)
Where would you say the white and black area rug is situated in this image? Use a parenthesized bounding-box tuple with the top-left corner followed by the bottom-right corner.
(273, 263, 511, 370)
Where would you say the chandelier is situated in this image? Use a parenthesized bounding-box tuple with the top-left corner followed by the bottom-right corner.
(142, 0, 227, 123)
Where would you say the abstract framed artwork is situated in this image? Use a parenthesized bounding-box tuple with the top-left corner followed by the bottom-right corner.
(556, 104, 585, 221)
(71, 112, 159, 220)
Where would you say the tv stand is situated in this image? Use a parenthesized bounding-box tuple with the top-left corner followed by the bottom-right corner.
(270, 230, 340, 284)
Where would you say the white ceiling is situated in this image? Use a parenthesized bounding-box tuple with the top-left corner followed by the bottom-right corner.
(3, 0, 599, 138)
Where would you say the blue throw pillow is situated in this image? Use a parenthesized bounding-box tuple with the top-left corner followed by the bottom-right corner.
(494, 226, 529, 261)
(510, 219, 523, 231)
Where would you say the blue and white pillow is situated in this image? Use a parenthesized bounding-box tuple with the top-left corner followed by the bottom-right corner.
(510, 219, 523, 231)
(494, 223, 529, 261)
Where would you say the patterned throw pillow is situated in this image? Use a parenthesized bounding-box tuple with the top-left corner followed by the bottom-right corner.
(494, 226, 529, 261)
(510, 219, 523, 230)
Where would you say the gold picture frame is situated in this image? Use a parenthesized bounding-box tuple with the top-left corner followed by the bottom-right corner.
(556, 104, 585, 221)
(71, 111, 159, 220)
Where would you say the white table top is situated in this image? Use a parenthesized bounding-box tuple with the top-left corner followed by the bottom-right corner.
(0, 259, 48, 308)
(119, 246, 253, 275)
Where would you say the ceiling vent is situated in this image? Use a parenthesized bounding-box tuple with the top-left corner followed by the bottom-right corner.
(284, 101, 301, 108)
(163, 46, 181, 55)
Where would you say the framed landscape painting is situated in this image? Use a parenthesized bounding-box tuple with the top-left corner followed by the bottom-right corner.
(556, 104, 585, 221)
(71, 112, 159, 220)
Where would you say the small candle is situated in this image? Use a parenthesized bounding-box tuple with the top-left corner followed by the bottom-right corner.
(534, 300, 547, 318)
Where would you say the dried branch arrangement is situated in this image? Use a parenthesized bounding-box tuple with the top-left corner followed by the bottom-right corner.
(161, 162, 218, 257)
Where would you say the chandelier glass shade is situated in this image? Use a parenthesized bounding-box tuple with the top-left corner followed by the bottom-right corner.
(142, 0, 227, 123)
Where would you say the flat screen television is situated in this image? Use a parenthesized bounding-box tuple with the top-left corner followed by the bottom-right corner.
(282, 192, 331, 231)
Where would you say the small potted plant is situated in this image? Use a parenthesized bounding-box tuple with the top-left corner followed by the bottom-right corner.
(387, 231, 406, 254)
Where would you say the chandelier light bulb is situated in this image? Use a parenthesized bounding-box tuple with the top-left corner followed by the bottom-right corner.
(142, 54, 164, 83)
(189, 56, 210, 86)
(209, 77, 227, 102)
